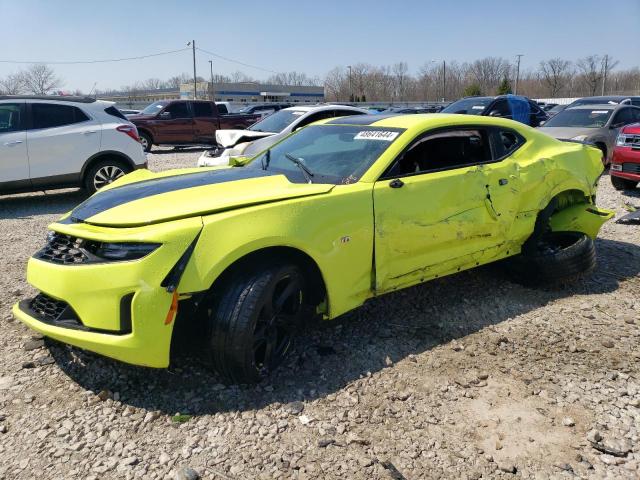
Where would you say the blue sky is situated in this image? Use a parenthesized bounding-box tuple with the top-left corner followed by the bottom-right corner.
(1, 0, 638, 92)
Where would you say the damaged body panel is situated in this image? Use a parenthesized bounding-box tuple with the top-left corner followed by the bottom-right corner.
(15, 113, 610, 370)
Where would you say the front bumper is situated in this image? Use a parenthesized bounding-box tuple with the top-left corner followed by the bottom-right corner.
(611, 148, 640, 181)
(13, 217, 202, 368)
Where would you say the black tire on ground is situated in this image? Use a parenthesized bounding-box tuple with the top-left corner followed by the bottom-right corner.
(83, 158, 132, 194)
(139, 132, 152, 153)
(204, 263, 307, 384)
(506, 231, 596, 287)
(611, 175, 638, 191)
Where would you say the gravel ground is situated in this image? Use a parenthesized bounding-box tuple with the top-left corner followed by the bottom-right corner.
(0, 148, 639, 479)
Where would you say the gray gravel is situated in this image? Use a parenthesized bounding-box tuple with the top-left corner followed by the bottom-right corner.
(0, 147, 639, 479)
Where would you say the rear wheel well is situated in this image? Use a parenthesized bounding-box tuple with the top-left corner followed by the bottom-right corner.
(210, 247, 327, 309)
(137, 128, 153, 142)
(593, 142, 607, 162)
(81, 152, 134, 181)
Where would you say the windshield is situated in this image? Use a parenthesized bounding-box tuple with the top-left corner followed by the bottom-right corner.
(248, 110, 305, 133)
(544, 108, 613, 128)
(441, 98, 492, 115)
(140, 101, 168, 115)
(246, 125, 403, 184)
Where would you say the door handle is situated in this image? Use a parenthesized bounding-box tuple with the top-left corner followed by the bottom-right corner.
(83, 130, 98, 135)
(498, 178, 508, 186)
(4, 140, 23, 146)
(389, 178, 404, 189)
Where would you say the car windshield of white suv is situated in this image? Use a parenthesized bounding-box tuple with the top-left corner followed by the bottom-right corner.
(544, 109, 613, 128)
(247, 110, 305, 133)
(246, 124, 403, 184)
(140, 101, 168, 115)
(441, 97, 492, 115)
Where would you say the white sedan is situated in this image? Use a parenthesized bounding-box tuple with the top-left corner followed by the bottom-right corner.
(197, 105, 370, 167)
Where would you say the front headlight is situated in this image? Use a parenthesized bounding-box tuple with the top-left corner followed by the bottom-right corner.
(571, 135, 589, 142)
(90, 242, 161, 261)
(616, 134, 628, 146)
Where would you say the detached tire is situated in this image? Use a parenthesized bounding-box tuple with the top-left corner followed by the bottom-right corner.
(611, 175, 637, 191)
(204, 263, 306, 384)
(84, 159, 131, 194)
(507, 231, 596, 287)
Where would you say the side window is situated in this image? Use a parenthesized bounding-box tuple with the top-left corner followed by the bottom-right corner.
(0, 103, 23, 133)
(192, 102, 213, 117)
(31, 104, 89, 129)
(332, 109, 362, 119)
(490, 128, 526, 159)
(631, 109, 640, 122)
(294, 111, 334, 130)
(164, 102, 191, 119)
(612, 108, 634, 127)
(216, 104, 228, 114)
(384, 128, 492, 177)
(489, 99, 511, 118)
(104, 106, 127, 120)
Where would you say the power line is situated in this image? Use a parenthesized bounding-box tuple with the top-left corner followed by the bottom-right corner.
(0, 48, 190, 65)
(195, 47, 279, 75)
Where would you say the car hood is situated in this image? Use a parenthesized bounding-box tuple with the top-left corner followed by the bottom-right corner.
(215, 129, 275, 147)
(127, 114, 157, 122)
(62, 168, 334, 227)
(538, 126, 600, 139)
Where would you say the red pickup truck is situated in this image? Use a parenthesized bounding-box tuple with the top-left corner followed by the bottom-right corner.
(129, 100, 260, 152)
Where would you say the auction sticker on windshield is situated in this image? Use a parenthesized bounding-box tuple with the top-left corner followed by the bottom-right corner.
(354, 130, 399, 141)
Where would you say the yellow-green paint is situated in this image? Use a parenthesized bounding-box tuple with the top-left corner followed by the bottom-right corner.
(15, 114, 610, 368)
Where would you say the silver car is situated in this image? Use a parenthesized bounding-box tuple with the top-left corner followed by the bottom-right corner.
(539, 104, 640, 164)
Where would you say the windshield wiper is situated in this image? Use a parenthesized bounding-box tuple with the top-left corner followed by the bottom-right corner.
(284, 153, 314, 183)
(261, 149, 271, 171)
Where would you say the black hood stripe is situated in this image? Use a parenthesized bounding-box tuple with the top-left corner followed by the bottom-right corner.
(70, 168, 276, 222)
(324, 114, 402, 125)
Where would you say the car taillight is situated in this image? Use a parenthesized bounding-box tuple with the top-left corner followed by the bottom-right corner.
(116, 124, 140, 143)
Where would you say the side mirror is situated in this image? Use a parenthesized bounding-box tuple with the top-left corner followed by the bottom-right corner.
(159, 111, 171, 120)
(488, 110, 502, 117)
(539, 120, 546, 127)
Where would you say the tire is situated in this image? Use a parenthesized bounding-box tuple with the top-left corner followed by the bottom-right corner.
(84, 158, 132, 194)
(611, 175, 637, 191)
(204, 263, 307, 384)
(595, 143, 608, 166)
(139, 132, 152, 153)
(507, 231, 596, 287)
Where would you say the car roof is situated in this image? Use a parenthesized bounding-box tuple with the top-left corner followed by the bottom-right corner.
(281, 105, 368, 113)
(320, 113, 529, 130)
(566, 103, 636, 111)
(0, 95, 97, 103)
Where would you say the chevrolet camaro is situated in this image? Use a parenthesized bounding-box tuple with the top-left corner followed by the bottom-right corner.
(14, 114, 613, 383)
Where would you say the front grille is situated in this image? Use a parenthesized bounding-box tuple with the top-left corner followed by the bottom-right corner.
(622, 163, 640, 174)
(28, 293, 82, 328)
(35, 233, 88, 264)
(620, 134, 640, 148)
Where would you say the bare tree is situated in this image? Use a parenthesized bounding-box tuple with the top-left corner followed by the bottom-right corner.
(21, 64, 62, 95)
(0, 73, 25, 95)
(392, 62, 409, 100)
(539, 58, 573, 97)
(469, 57, 510, 94)
(143, 78, 162, 90)
(576, 55, 604, 96)
(166, 73, 191, 89)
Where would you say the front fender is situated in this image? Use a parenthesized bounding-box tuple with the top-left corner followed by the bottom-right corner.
(549, 204, 614, 239)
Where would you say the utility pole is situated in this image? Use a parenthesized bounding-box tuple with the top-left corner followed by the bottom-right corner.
(514, 54, 523, 95)
(442, 60, 446, 102)
(209, 60, 214, 100)
(347, 65, 352, 102)
(601, 54, 608, 96)
(189, 40, 197, 99)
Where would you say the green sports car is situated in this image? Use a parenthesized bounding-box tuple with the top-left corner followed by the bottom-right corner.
(14, 113, 613, 383)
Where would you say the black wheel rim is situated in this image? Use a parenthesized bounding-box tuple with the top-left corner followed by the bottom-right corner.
(253, 273, 302, 377)
(93, 165, 125, 190)
(140, 136, 149, 150)
(535, 232, 579, 256)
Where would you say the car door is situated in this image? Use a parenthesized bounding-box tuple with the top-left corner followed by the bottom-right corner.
(191, 102, 217, 143)
(26, 102, 100, 182)
(0, 101, 29, 188)
(372, 126, 520, 293)
(487, 99, 512, 120)
(155, 101, 194, 144)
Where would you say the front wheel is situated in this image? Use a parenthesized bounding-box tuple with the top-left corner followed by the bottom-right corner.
(611, 175, 637, 191)
(139, 132, 152, 153)
(506, 231, 596, 286)
(204, 263, 307, 384)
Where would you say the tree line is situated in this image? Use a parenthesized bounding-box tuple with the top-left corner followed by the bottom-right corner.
(1, 55, 638, 102)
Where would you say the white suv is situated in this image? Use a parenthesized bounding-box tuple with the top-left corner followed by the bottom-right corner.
(0, 96, 146, 194)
